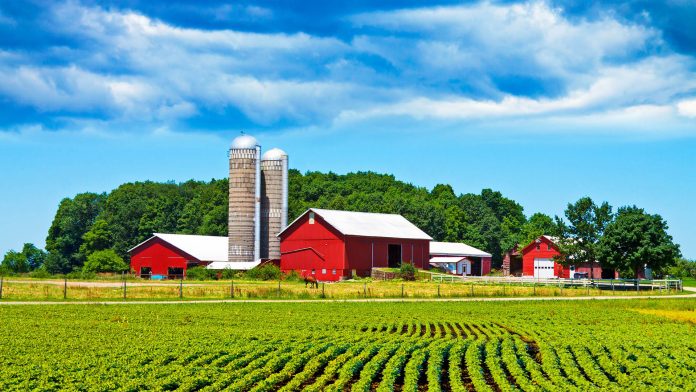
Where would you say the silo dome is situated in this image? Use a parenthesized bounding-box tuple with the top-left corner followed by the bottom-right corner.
(262, 148, 288, 160)
(231, 134, 259, 149)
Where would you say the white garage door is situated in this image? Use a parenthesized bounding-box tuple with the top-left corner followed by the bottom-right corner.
(534, 258, 555, 279)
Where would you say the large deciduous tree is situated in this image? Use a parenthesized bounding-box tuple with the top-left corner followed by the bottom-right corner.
(555, 197, 613, 278)
(519, 213, 558, 246)
(1, 243, 47, 273)
(597, 206, 680, 279)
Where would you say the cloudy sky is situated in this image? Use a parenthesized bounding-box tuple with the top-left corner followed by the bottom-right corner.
(0, 0, 695, 258)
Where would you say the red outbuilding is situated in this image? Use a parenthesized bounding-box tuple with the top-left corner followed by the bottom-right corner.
(129, 233, 230, 279)
(279, 209, 432, 281)
(520, 235, 616, 279)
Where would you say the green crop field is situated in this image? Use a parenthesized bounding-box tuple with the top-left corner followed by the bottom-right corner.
(1, 299, 695, 391)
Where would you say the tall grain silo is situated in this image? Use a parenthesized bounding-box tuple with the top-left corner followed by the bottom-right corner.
(260, 148, 288, 260)
(228, 134, 261, 263)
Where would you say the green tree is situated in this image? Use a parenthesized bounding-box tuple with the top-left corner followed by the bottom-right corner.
(45, 192, 106, 272)
(519, 213, 558, 246)
(556, 197, 613, 278)
(78, 220, 113, 260)
(1, 243, 46, 273)
(597, 206, 680, 279)
(667, 258, 696, 278)
(83, 249, 128, 273)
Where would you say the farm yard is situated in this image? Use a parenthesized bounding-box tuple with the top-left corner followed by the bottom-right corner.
(1, 299, 695, 391)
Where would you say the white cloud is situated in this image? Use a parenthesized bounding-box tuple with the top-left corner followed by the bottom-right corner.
(676, 99, 696, 118)
(0, 1, 693, 137)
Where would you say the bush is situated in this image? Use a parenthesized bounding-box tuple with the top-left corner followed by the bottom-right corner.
(28, 268, 52, 279)
(66, 269, 97, 280)
(400, 262, 416, 281)
(245, 264, 281, 281)
(83, 250, 128, 273)
(186, 266, 217, 281)
(284, 269, 301, 282)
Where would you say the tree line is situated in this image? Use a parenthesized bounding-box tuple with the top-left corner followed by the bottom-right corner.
(1, 170, 689, 278)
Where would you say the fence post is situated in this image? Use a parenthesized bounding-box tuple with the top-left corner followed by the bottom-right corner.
(533, 283, 536, 296)
(0, 276, 3, 300)
(363, 282, 367, 297)
(636, 279, 639, 293)
(123, 273, 127, 300)
(586, 283, 590, 296)
(179, 278, 183, 299)
(401, 284, 404, 298)
(64, 277, 67, 299)
(230, 279, 234, 298)
(322, 283, 325, 298)
(470, 284, 474, 297)
(437, 284, 440, 298)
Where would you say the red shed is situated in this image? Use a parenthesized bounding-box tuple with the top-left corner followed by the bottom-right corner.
(279, 209, 432, 281)
(129, 233, 229, 279)
(520, 235, 616, 279)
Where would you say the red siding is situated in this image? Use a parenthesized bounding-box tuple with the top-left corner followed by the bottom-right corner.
(481, 257, 492, 275)
(280, 213, 346, 281)
(129, 238, 199, 277)
(521, 237, 561, 277)
(280, 211, 431, 281)
(345, 237, 430, 275)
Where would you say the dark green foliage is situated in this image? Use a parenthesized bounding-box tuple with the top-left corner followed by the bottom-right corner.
(400, 262, 416, 281)
(45, 193, 106, 272)
(245, 264, 281, 281)
(1, 243, 46, 273)
(555, 197, 613, 276)
(518, 213, 559, 247)
(597, 206, 680, 279)
(185, 266, 217, 281)
(83, 249, 128, 273)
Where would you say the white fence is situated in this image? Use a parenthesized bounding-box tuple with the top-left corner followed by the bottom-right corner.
(431, 274, 683, 292)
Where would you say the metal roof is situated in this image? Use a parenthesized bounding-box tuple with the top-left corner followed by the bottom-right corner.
(430, 241, 492, 257)
(206, 261, 260, 270)
(281, 208, 433, 240)
(129, 233, 228, 262)
(429, 256, 468, 264)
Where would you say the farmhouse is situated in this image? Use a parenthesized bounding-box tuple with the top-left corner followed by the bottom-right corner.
(429, 241, 492, 276)
(129, 233, 259, 279)
(279, 208, 432, 281)
(516, 235, 615, 279)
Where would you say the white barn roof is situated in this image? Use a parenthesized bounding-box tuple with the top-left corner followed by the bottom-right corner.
(206, 261, 260, 270)
(430, 241, 492, 258)
(429, 256, 468, 264)
(129, 233, 228, 262)
(281, 208, 433, 240)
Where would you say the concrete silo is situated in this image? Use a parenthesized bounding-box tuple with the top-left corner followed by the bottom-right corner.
(228, 135, 261, 262)
(260, 148, 288, 260)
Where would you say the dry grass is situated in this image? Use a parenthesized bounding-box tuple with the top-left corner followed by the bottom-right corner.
(0, 279, 682, 301)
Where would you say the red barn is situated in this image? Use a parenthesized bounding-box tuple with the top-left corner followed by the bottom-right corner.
(520, 235, 616, 279)
(129, 233, 233, 279)
(279, 209, 432, 281)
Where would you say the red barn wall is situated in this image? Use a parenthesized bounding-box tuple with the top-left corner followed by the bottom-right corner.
(345, 237, 430, 276)
(279, 213, 346, 281)
(481, 257, 492, 275)
(129, 238, 198, 277)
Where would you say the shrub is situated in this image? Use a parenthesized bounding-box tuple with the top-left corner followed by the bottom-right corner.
(284, 270, 301, 282)
(83, 250, 128, 273)
(186, 266, 216, 281)
(245, 264, 281, 281)
(28, 268, 52, 279)
(400, 262, 416, 281)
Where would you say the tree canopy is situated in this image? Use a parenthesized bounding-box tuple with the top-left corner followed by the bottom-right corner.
(597, 206, 680, 278)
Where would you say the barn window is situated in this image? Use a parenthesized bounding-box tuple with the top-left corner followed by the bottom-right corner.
(536, 244, 540, 250)
(311, 269, 316, 275)
(332, 269, 336, 275)
(322, 268, 327, 274)
(547, 244, 552, 251)
(309, 212, 315, 224)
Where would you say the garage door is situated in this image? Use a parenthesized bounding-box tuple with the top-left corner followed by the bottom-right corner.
(534, 258, 555, 279)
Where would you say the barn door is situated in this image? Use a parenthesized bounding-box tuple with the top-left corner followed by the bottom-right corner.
(388, 244, 401, 268)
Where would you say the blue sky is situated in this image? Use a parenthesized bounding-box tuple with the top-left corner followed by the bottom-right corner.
(0, 0, 695, 259)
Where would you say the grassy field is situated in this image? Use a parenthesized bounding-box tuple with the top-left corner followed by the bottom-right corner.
(0, 278, 685, 301)
(0, 299, 695, 391)
(682, 277, 696, 287)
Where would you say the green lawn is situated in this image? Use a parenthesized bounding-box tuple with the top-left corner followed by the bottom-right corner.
(0, 299, 695, 390)
(682, 277, 696, 287)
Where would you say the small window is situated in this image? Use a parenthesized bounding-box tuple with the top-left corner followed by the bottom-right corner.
(536, 244, 540, 250)
(322, 268, 327, 274)
(332, 269, 336, 275)
(309, 212, 315, 224)
(547, 244, 552, 251)
(311, 269, 316, 275)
